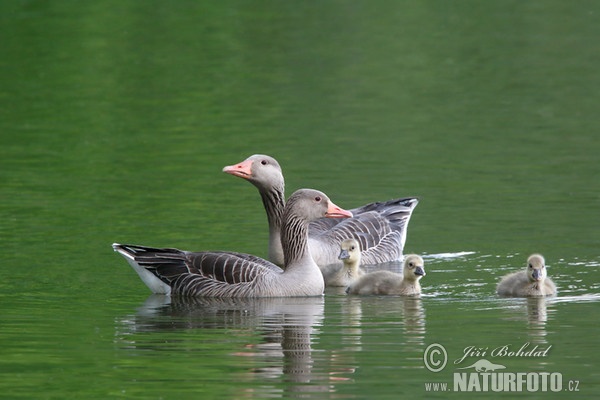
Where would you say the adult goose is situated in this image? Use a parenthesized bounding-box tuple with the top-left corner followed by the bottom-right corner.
(346, 254, 426, 296)
(496, 254, 557, 297)
(113, 189, 352, 297)
(322, 239, 365, 287)
(223, 154, 419, 266)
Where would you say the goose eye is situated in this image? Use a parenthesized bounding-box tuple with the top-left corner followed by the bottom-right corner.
(260, 160, 268, 165)
(315, 196, 322, 202)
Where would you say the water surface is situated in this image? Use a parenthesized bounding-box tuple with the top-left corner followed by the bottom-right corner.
(1, 1, 599, 398)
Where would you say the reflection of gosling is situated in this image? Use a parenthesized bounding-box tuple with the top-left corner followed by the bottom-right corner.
(496, 254, 556, 297)
(346, 254, 425, 295)
(323, 239, 365, 287)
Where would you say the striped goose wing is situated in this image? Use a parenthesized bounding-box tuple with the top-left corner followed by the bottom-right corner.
(187, 251, 283, 282)
(309, 197, 419, 233)
(309, 198, 417, 264)
(310, 210, 394, 251)
(172, 252, 284, 297)
(119, 245, 283, 297)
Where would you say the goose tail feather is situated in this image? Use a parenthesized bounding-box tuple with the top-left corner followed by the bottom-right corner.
(112, 243, 182, 295)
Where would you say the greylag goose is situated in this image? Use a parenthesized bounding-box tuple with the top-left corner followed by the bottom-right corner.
(113, 189, 352, 297)
(322, 239, 365, 287)
(346, 254, 426, 295)
(223, 154, 419, 266)
(496, 254, 557, 297)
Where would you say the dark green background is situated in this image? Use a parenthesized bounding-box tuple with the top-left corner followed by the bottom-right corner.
(1, 1, 598, 398)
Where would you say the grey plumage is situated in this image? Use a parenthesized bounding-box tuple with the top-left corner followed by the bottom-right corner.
(223, 154, 419, 266)
(113, 189, 352, 297)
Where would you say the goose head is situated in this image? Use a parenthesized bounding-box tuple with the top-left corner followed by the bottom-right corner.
(526, 254, 547, 282)
(403, 254, 426, 282)
(284, 189, 353, 223)
(223, 154, 284, 192)
(338, 238, 361, 264)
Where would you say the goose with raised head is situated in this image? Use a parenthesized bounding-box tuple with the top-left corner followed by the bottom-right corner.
(113, 189, 352, 297)
(496, 254, 556, 297)
(346, 254, 426, 295)
(223, 154, 419, 267)
(322, 239, 365, 287)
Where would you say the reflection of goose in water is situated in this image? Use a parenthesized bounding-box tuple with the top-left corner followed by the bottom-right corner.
(526, 297, 548, 324)
(339, 295, 426, 341)
(322, 239, 365, 288)
(499, 297, 550, 345)
(400, 297, 426, 341)
(526, 297, 550, 344)
(497, 254, 557, 297)
(346, 255, 426, 296)
(116, 296, 356, 396)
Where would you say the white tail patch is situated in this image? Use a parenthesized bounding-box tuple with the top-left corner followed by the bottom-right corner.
(113, 243, 171, 295)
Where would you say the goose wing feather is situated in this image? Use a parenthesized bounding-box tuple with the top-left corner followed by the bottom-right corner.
(309, 197, 418, 233)
(116, 244, 283, 297)
(308, 198, 417, 264)
(188, 251, 283, 282)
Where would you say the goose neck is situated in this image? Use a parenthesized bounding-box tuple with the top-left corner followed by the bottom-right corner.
(260, 186, 285, 231)
(281, 214, 311, 267)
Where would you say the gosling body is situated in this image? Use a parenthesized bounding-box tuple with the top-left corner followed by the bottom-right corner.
(346, 254, 425, 296)
(497, 254, 556, 297)
(323, 239, 365, 287)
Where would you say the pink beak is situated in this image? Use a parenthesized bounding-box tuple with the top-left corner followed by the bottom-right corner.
(223, 159, 253, 179)
(325, 201, 353, 219)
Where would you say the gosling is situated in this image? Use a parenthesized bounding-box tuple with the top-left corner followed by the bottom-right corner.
(346, 254, 425, 295)
(496, 254, 557, 297)
(323, 239, 365, 287)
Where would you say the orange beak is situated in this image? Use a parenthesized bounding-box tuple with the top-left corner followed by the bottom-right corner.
(223, 159, 253, 179)
(325, 201, 353, 218)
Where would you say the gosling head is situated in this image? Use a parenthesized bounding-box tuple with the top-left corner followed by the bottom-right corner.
(338, 238, 361, 264)
(223, 154, 284, 192)
(526, 254, 547, 282)
(403, 254, 426, 282)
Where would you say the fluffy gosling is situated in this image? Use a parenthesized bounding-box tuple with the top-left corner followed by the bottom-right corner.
(346, 254, 425, 295)
(496, 254, 556, 297)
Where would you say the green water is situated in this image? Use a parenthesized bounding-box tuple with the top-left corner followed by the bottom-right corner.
(1, 1, 599, 398)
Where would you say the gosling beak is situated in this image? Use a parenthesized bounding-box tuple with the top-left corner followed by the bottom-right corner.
(325, 201, 353, 219)
(414, 266, 426, 277)
(531, 269, 542, 281)
(223, 159, 253, 179)
(339, 249, 350, 260)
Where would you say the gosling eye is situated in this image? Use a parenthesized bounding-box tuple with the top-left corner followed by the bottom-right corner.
(350, 246, 355, 251)
(408, 262, 414, 268)
(528, 264, 533, 269)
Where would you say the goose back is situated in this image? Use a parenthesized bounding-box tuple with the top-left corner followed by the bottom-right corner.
(308, 197, 418, 266)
